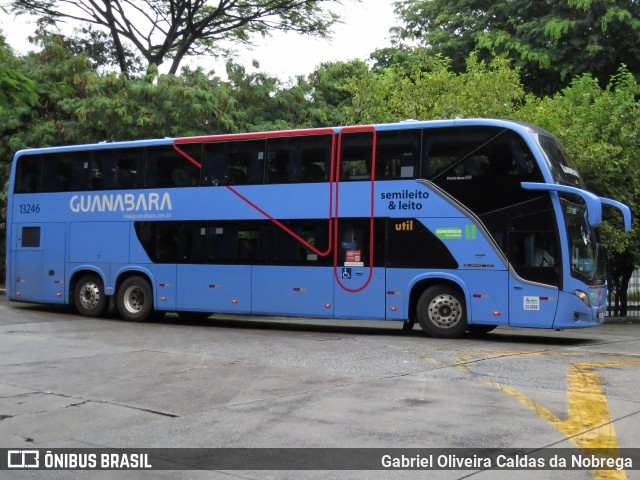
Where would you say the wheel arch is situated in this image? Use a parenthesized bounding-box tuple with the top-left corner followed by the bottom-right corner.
(69, 267, 108, 306)
(407, 274, 470, 324)
(114, 267, 155, 305)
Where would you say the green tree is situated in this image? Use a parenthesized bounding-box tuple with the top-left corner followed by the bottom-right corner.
(392, 0, 640, 95)
(0, 36, 39, 111)
(306, 59, 369, 126)
(347, 51, 525, 123)
(10, 0, 340, 74)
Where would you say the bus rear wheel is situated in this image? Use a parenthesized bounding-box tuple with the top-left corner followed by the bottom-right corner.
(75, 274, 107, 317)
(416, 285, 468, 338)
(117, 276, 153, 322)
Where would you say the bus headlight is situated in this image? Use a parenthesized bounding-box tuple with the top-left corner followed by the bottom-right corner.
(572, 290, 591, 308)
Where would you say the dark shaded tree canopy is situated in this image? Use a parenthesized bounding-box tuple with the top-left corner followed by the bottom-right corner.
(392, 0, 640, 95)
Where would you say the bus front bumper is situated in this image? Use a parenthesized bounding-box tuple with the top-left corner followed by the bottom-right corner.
(553, 290, 606, 329)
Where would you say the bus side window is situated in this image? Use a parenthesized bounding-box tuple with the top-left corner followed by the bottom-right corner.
(338, 221, 367, 265)
(507, 210, 560, 286)
(209, 224, 239, 263)
(145, 145, 200, 188)
(41, 152, 90, 192)
(21, 226, 41, 248)
(208, 222, 270, 264)
(15, 155, 40, 193)
(202, 143, 229, 186)
(266, 135, 331, 184)
(272, 220, 330, 264)
(375, 130, 421, 180)
(340, 133, 372, 181)
(154, 221, 207, 263)
(204, 140, 265, 186)
(156, 222, 179, 262)
(92, 148, 143, 190)
(237, 225, 270, 263)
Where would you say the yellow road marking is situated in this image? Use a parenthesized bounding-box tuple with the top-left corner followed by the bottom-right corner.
(404, 349, 640, 480)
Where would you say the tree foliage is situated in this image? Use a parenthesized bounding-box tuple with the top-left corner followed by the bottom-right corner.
(347, 51, 525, 123)
(10, 0, 340, 74)
(392, 0, 640, 95)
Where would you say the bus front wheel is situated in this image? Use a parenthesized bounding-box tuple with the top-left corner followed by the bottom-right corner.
(75, 274, 107, 317)
(416, 285, 468, 338)
(117, 276, 153, 322)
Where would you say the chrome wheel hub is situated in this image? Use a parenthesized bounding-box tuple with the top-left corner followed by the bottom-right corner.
(428, 294, 462, 328)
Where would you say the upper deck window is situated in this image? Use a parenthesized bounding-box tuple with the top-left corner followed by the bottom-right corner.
(424, 127, 543, 215)
(266, 135, 332, 184)
(15, 154, 40, 193)
(144, 145, 201, 188)
(202, 140, 265, 186)
(375, 130, 421, 180)
(40, 151, 90, 192)
(91, 148, 143, 190)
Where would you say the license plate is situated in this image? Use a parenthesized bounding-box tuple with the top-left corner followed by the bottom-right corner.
(597, 309, 605, 320)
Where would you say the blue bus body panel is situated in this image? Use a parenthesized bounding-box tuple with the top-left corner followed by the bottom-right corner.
(252, 266, 334, 317)
(508, 279, 558, 328)
(69, 222, 130, 263)
(334, 268, 386, 320)
(11, 249, 43, 301)
(176, 265, 251, 314)
(385, 268, 510, 326)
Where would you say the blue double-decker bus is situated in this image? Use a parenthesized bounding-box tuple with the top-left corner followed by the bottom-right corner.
(6, 119, 631, 338)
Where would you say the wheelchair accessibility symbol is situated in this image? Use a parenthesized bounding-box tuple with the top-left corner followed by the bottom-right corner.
(341, 267, 352, 279)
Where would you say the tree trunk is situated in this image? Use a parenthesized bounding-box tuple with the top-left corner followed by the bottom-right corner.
(619, 265, 635, 317)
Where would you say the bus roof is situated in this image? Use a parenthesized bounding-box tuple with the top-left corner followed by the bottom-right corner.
(12, 118, 552, 158)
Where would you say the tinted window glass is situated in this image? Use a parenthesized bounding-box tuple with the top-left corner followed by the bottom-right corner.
(145, 145, 200, 188)
(425, 127, 543, 215)
(272, 220, 330, 265)
(209, 223, 270, 264)
(136, 221, 208, 263)
(537, 134, 582, 187)
(202, 140, 265, 186)
(335, 218, 385, 267)
(507, 207, 560, 287)
(92, 148, 143, 190)
(15, 155, 40, 194)
(266, 135, 332, 184)
(340, 133, 373, 181)
(21, 226, 41, 248)
(376, 130, 421, 180)
(41, 151, 90, 192)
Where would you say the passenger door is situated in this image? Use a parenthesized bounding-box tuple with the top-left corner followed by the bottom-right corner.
(333, 128, 386, 320)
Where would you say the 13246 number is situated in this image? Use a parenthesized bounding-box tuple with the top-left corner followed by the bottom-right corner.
(19, 204, 41, 214)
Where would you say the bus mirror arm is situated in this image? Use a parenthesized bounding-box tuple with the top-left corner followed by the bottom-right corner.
(599, 197, 632, 233)
(521, 182, 602, 227)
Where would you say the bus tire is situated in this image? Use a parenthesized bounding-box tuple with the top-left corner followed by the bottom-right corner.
(402, 319, 415, 333)
(117, 276, 153, 322)
(416, 285, 467, 338)
(75, 274, 107, 317)
(468, 324, 497, 335)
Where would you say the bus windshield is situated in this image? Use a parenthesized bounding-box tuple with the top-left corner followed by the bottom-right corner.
(562, 200, 605, 285)
(536, 134, 582, 187)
